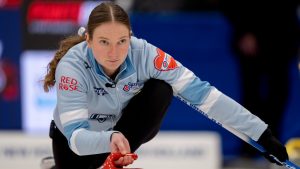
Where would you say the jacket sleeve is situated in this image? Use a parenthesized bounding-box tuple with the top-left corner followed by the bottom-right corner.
(132, 37, 267, 141)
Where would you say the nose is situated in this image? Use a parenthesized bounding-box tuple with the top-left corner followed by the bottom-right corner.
(108, 45, 117, 58)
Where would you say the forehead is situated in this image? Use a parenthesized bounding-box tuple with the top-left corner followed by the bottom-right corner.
(93, 22, 129, 38)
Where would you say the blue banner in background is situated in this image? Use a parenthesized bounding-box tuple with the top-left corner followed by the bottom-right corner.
(0, 8, 22, 129)
(130, 12, 242, 155)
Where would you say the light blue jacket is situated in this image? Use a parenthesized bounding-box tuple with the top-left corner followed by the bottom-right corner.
(53, 36, 267, 155)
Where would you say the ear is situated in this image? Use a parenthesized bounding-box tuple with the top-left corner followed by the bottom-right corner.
(86, 33, 91, 48)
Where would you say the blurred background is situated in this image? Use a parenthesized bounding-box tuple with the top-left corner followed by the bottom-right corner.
(0, 0, 300, 169)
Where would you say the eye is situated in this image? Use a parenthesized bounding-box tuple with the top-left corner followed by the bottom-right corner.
(99, 40, 109, 46)
(118, 39, 127, 45)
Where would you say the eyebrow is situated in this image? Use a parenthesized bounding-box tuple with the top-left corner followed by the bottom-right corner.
(119, 36, 129, 39)
(97, 36, 129, 40)
(98, 36, 109, 40)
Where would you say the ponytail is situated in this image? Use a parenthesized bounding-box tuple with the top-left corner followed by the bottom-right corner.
(43, 35, 85, 92)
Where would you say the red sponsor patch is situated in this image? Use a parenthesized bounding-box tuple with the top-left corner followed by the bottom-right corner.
(154, 48, 178, 71)
(123, 85, 130, 92)
(58, 76, 78, 91)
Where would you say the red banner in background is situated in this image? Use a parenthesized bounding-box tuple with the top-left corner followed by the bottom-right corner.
(25, 1, 98, 35)
(27, 1, 81, 23)
(0, 0, 22, 9)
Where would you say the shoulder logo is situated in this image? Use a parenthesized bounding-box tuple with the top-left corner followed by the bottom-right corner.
(58, 76, 78, 91)
(154, 48, 178, 71)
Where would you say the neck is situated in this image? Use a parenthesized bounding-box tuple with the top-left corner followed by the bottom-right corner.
(105, 68, 119, 80)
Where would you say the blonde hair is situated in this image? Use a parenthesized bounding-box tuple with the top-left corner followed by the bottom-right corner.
(43, 2, 131, 92)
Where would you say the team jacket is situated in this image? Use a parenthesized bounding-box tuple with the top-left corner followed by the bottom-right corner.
(53, 36, 267, 155)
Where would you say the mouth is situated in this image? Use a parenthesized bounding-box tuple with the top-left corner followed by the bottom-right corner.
(107, 60, 119, 63)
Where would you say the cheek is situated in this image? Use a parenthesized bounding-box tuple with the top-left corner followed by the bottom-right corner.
(119, 45, 129, 56)
(92, 47, 107, 60)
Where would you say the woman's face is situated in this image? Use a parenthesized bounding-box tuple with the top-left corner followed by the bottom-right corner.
(87, 22, 130, 77)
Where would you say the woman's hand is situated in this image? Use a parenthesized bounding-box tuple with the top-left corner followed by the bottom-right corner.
(100, 153, 138, 169)
(258, 128, 288, 165)
(110, 132, 134, 166)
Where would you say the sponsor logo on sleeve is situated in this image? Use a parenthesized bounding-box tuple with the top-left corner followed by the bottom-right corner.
(58, 76, 78, 91)
(90, 114, 116, 123)
(154, 48, 178, 71)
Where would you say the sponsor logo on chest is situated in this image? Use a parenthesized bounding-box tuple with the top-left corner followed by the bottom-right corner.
(122, 82, 142, 92)
(93, 87, 108, 96)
